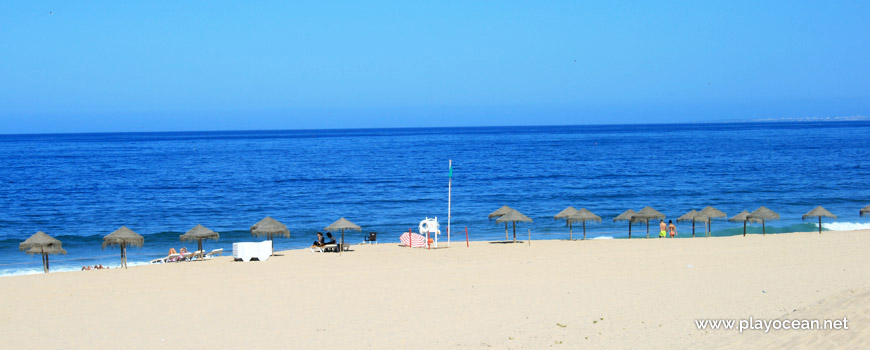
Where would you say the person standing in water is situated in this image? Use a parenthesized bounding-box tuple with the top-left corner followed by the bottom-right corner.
(668, 220, 677, 238)
(659, 219, 667, 238)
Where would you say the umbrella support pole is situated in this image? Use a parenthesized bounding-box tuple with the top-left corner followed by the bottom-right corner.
(646, 221, 649, 239)
(512, 222, 516, 243)
(582, 221, 586, 240)
(505, 223, 508, 241)
(819, 217, 822, 234)
(743, 220, 746, 236)
(569, 222, 573, 241)
(692, 220, 695, 238)
(628, 222, 631, 239)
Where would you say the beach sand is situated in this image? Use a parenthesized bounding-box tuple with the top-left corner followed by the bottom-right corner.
(1, 230, 868, 349)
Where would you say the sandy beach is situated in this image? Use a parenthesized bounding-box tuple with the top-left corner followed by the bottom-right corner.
(1, 230, 868, 349)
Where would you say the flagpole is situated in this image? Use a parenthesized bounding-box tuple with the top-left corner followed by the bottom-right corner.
(448, 159, 452, 247)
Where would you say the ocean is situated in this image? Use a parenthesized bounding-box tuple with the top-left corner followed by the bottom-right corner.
(2, 122, 869, 276)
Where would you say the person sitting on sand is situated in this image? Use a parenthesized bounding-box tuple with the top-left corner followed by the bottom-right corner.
(659, 219, 667, 238)
(668, 220, 677, 238)
(311, 232, 325, 248)
(325, 232, 336, 245)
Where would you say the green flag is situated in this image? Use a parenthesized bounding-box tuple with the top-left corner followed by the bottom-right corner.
(449, 165, 453, 178)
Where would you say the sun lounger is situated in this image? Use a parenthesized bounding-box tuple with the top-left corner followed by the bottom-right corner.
(311, 243, 351, 253)
(204, 248, 223, 259)
(180, 252, 194, 261)
(149, 253, 182, 264)
(190, 250, 205, 261)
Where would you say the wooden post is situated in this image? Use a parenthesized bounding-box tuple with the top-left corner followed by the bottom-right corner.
(762, 219, 766, 236)
(646, 220, 650, 239)
(340, 229, 344, 256)
(528, 228, 531, 246)
(512, 222, 517, 243)
(465, 227, 469, 247)
(42, 247, 47, 273)
(692, 220, 695, 238)
(582, 221, 586, 240)
(743, 220, 746, 236)
(569, 221, 573, 241)
(819, 217, 822, 234)
(504, 223, 508, 241)
(628, 222, 632, 239)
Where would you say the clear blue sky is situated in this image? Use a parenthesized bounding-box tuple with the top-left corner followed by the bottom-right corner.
(1, 1, 868, 133)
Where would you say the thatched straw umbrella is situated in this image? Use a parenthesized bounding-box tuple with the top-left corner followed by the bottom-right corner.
(495, 209, 533, 243)
(698, 206, 727, 238)
(26, 246, 67, 273)
(676, 209, 704, 237)
(567, 208, 601, 240)
(633, 207, 665, 239)
(19, 231, 63, 273)
(613, 209, 638, 238)
(802, 206, 837, 234)
(102, 226, 144, 269)
(180, 224, 219, 257)
(324, 217, 361, 255)
(489, 205, 513, 240)
(729, 210, 751, 236)
(251, 216, 290, 253)
(861, 205, 870, 217)
(554, 206, 580, 240)
(747, 207, 779, 235)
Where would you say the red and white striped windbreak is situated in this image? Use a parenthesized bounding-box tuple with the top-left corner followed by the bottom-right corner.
(400, 232, 428, 248)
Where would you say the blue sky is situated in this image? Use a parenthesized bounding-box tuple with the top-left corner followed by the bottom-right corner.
(1, 1, 868, 133)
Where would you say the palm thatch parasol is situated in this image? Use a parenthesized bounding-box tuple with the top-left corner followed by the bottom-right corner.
(495, 209, 533, 243)
(729, 210, 751, 236)
(676, 210, 704, 237)
(802, 206, 837, 234)
(554, 206, 580, 240)
(860, 205, 870, 217)
(102, 226, 144, 269)
(697, 206, 727, 238)
(747, 206, 779, 235)
(251, 216, 290, 253)
(633, 207, 665, 239)
(26, 246, 67, 273)
(324, 217, 361, 255)
(20, 231, 63, 273)
(180, 224, 219, 257)
(567, 208, 601, 240)
(613, 209, 639, 238)
(489, 205, 513, 240)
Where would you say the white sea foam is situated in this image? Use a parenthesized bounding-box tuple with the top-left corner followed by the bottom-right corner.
(591, 236, 614, 240)
(0, 261, 151, 278)
(821, 222, 870, 231)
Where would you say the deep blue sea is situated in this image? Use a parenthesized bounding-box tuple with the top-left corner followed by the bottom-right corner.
(2, 122, 870, 276)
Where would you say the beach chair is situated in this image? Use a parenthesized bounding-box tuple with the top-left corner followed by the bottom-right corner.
(364, 232, 377, 244)
(180, 251, 194, 261)
(149, 253, 181, 264)
(204, 248, 223, 259)
(190, 250, 205, 261)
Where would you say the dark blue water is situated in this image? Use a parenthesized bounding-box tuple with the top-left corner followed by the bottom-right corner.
(2, 122, 869, 275)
